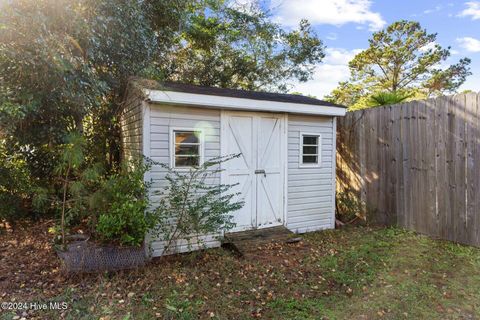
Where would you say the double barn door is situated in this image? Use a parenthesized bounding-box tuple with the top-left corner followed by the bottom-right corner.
(221, 111, 286, 232)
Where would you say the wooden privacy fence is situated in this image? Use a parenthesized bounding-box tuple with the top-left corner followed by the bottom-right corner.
(336, 93, 480, 247)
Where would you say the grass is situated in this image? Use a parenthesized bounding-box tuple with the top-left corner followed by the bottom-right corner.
(2, 225, 480, 319)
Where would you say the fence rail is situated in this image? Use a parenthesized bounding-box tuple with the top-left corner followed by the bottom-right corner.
(337, 93, 480, 247)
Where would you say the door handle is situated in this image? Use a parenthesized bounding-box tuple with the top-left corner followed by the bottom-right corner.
(255, 169, 266, 177)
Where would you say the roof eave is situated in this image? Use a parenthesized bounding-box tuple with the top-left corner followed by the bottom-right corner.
(145, 89, 347, 117)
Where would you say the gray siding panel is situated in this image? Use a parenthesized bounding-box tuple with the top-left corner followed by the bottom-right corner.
(287, 114, 335, 233)
(120, 88, 144, 163)
(147, 104, 222, 256)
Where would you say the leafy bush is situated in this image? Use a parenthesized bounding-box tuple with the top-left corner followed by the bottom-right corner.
(39, 132, 153, 247)
(0, 141, 35, 225)
(336, 190, 366, 224)
(94, 160, 155, 247)
(151, 155, 244, 255)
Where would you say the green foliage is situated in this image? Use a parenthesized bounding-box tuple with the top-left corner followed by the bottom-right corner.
(367, 91, 411, 107)
(51, 132, 90, 246)
(0, 0, 106, 179)
(336, 190, 365, 223)
(164, 290, 204, 320)
(151, 155, 244, 255)
(327, 20, 471, 109)
(94, 160, 154, 247)
(0, 140, 35, 224)
(39, 132, 152, 247)
(95, 200, 151, 247)
(0, 0, 158, 183)
(313, 229, 396, 289)
(162, 3, 325, 92)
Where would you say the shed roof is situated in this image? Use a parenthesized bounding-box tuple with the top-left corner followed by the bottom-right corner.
(158, 82, 346, 108)
(131, 78, 347, 117)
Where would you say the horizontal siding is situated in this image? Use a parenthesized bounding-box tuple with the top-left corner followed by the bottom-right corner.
(287, 114, 335, 233)
(148, 233, 221, 257)
(147, 104, 222, 256)
(120, 86, 144, 163)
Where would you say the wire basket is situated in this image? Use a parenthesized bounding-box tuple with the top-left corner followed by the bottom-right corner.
(57, 241, 147, 273)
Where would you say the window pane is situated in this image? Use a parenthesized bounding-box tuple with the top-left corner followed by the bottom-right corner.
(175, 144, 199, 156)
(175, 156, 200, 167)
(302, 155, 318, 164)
(175, 131, 199, 144)
(303, 146, 318, 155)
(303, 135, 318, 145)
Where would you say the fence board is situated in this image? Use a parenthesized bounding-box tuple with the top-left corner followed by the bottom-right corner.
(465, 93, 478, 245)
(337, 92, 480, 247)
(394, 104, 405, 226)
(425, 98, 437, 236)
(435, 96, 448, 239)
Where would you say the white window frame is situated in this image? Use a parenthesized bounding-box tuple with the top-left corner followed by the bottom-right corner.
(299, 132, 322, 168)
(169, 127, 205, 170)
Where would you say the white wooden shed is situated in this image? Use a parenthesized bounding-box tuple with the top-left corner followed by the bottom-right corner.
(120, 79, 346, 257)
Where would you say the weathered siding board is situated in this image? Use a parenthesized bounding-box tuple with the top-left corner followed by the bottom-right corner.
(287, 114, 335, 233)
(149, 234, 221, 256)
(147, 104, 222, 257)
(120, 86, 144, 162)
(337, 92, 480, 247)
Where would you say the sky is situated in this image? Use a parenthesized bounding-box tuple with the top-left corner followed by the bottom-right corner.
(250, 0, 480, 99)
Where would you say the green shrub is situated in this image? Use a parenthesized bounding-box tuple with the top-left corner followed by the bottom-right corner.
(151, 155, 244, 255)
(0, 141, 35, 225)
(42, 132, 153, 247)
(336, 190, 365, 224)
(94, 160, 155, 246)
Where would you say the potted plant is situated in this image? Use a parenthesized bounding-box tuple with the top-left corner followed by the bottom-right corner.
(47, 132, 155, 273)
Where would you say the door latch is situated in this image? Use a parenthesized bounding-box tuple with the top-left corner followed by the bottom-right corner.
(255, 169, 266, 177)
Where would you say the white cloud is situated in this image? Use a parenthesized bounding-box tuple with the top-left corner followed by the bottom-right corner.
(457, 37, 480, 52)
(271, 0, 386, 31)
(458, 1, 480, 19)
(323, 47, 363, 65)
(419, 41, 438, 52)
(291, 48, 362, 98)
(424, 5, 442, 14)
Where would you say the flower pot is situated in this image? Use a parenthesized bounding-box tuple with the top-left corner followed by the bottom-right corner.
(57, 240, 147, 273)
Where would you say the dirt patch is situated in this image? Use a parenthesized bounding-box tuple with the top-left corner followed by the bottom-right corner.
(0, 220, 64, 299)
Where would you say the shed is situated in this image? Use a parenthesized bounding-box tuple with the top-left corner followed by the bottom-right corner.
(120, 79, 346, 257)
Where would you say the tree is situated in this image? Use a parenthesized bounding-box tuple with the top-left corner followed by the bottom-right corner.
(0, 0, 161, 179)
(0, 0, 324, 221)
(161, 2, 325, 92)
(367, 91, 411, 107)
(327, 20, 471, 109)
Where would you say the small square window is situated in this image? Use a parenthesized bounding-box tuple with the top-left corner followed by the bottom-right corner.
(172, 130, 203, 168)
(300, 133, 321, 167)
